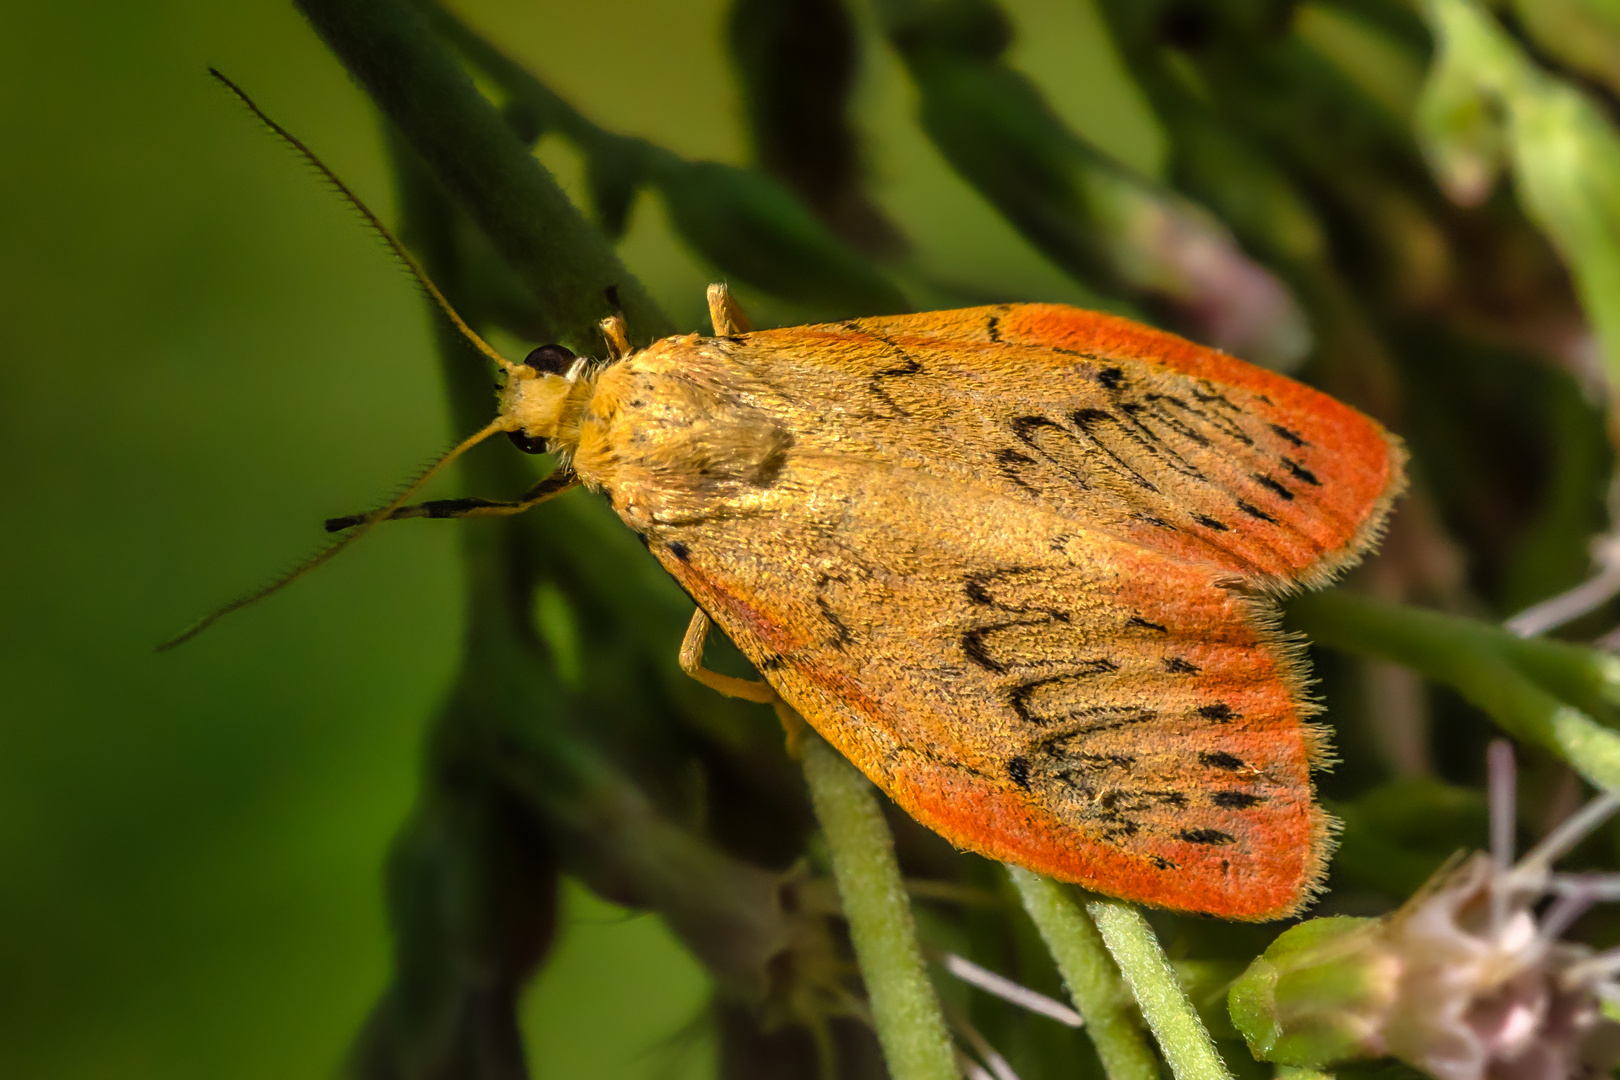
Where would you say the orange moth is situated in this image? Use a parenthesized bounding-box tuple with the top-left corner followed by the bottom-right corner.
(185, 74, 1405, 921)
(489, 286, 1404, 921)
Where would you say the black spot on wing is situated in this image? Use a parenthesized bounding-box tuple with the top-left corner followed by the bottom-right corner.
(1133, 395, 1212, 450)
(667, 540, 691, 562)
(1236, 500, 1278, 524)
(1127, 616, 1167, 633)
(814, 573, 855, 649)
(1194, 514, 1229, 532)
(1067, 409, 1160, 492)
(964, 577, 994, 607)
(1179, 828, 1235, 845)
(1099, 397, 1211, 481)
(986, 314, 1002, 342)
(1201, 751, 1245, 771)
(1197, 703, 1238, 722)
(842, 321, 924, 417)
(1097, 366, 1126, 390)
(818, 602, 853, 648)
(1212, 791, 1265, 809)
(880, 356, 923, 377)
(993, 448, 1039, 490)
(868, 355, 922, 415)
(961, 628, 1007, 674)
(1007, 755, 1031, 789)
(1185, 386, 1255, 445)
(1252, 474, 1295, 501)
(1012, 415, 1065, 440)
(1163, 657, 1200, 674)
(1271, 423, 1309, 447)
(1011, 682, 1154, 729)
(1282, 457, 1321, 486)
(960, 568, 1073, 622)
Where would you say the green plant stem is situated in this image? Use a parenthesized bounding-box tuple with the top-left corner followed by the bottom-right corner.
(1008, 868, 1159, 1080)
(1088, 899, 1233, 1080)
(1288, 590, 1620, 789)
(800, 734, 955, 1080)
(293, 0, 674, 349)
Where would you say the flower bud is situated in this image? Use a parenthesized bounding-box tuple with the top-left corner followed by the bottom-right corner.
(1229, 915, 1396, 1067)
(1231, 752, 1620, 1080)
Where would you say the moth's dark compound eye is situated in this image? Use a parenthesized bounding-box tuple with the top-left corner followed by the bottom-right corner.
(522, 343, 576, 375)
(507, 431, 550, 454)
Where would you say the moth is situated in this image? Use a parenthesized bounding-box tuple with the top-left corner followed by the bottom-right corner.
(495, 286, 1404, 921)
(186, 73, 1404, 921)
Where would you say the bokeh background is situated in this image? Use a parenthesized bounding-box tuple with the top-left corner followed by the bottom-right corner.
(0, 1, 1159, 1076)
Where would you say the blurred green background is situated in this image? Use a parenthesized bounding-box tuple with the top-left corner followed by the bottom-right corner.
(0, 1, 1158, 1075)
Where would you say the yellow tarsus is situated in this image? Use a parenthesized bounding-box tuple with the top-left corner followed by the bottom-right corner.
(678, 608, 778, 704)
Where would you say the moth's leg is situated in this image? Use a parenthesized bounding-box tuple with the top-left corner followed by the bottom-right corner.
(771, 700, 809, 758)
(599, 312, 631, 360)
(706, 283, 754, 336)
(324, 472, 579, 532)
(679, 608, 777, 704)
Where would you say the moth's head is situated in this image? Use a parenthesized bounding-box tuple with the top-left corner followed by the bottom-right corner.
(499, 343, 591, 454)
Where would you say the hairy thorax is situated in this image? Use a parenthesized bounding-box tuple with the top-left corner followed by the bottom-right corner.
(571, 338, 794, 534)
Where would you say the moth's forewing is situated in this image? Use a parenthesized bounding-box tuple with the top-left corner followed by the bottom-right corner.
(714, 305, 1405, 589)
(585, 305, 1403, 920)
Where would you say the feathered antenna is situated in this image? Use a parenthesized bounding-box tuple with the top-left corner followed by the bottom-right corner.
(206, 68, 516, 374)
(161, 72, 537, 650)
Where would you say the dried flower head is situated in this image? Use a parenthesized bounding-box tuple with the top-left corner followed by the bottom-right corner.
(1230, 742, 1620, 1080)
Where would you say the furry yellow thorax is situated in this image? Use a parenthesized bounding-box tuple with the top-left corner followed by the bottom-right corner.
(497, 363, 601, 454)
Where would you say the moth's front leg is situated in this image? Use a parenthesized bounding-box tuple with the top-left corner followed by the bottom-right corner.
(678, 608, 777, 704)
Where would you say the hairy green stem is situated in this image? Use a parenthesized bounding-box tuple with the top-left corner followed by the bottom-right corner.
(1008, 868, 1159, 1080)
(1289, 591, 1620, 789)
(1088, 899, 1233, 1080)
(800, 735, 956, 1080)
(294, 0, 673, 349)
